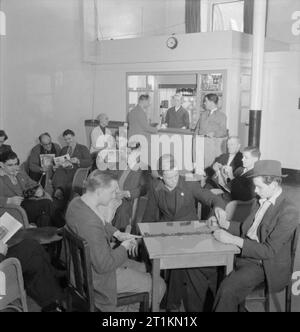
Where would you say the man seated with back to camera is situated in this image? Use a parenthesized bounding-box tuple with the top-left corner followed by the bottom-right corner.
(52, 129, 92, 201)
(66, 170, 166, 312)
(0, 151, 61, 227)
(143, 154, 226, 312)
(28, 132, 61, 184)
(209, 160, 299, 312)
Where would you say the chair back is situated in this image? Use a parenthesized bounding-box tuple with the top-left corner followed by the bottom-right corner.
(0, 204, 29, 229)
(63, 227, 95, 312)
(0, 258, 28, 312)
(290, 224, 300, 275)
(71, 168, 90, 197)
(226, 199, 255, 223)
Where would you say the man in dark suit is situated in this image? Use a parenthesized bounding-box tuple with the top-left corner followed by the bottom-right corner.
(164, 94, 190, 129)
(52, 129, 92, 201)
(128, 95, 158, 167)
(28, 132, 61, 183)
(226, 147, 261, 202)
(143, 154, 226, 312)
(205, 136, 243, 188)
(0, 238, 64, 311)
(194, 94, 227, 138)
(210, 160, 299, 312)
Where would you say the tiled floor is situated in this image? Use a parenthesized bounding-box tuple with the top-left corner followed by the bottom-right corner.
(26, 183, 300, 312)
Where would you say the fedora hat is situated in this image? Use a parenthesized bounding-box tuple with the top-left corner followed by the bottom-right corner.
(249, 160, 287, 178)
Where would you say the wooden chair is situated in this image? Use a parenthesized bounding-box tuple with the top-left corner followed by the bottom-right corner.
(130, 196, 148, 235)
(225, 199, 255, 223)
(63, 228, 149, 312)
(243, 224, 300, 312)
(70, 167, 90, 200)
(0, 204, 30, 228)
(0, 258, 28, 312)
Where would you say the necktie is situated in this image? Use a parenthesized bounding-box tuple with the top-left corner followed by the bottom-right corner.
(68, 146, 73, 156)
(247, 200, 272, 242)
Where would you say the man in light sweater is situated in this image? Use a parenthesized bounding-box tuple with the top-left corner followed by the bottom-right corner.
(65, 170, 165, 312)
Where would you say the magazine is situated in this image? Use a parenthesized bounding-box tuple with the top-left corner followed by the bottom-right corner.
(53, 154, 70, 167)
(40, 154, 55, 168)
(0, 212, 23, 244)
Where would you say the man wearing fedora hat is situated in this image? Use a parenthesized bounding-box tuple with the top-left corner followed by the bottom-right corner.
(209, 160, 299, 312)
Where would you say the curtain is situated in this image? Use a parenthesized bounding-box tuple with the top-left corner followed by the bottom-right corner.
(244, 0, 254, 34)
(185, 0, 201, 33)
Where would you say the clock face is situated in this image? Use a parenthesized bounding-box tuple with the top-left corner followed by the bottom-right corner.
(167, 37, 178, 49)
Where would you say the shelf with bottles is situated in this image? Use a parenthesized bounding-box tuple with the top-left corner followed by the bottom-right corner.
(200, 73, 223, 92)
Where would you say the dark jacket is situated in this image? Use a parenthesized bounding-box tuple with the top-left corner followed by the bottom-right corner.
(228, 192, 299, 292)
(60, 143, 92, 169)
(28, 143, 61, 174)
(143, 176, 225, 222)
(229, 168, 256, 202)
(214, 152, 243, 174)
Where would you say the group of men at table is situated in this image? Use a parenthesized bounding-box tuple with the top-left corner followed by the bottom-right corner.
(0, 112, 298, 312)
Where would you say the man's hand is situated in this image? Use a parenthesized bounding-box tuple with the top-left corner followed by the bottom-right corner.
(121, 238, 137, 253)
(7, 196, 24, 206)
(213, 162, 222, 172)
(114, 231, 141, 242)
(70, 157, 80, 165)
(213, 229, 244, 248)
(206, 216, 219, 229)
(214, 207, 230, 230)
(0, 240, 8, 256)
(116, 191, 131, 200)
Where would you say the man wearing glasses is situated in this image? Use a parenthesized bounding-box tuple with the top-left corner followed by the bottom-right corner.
(28, 133, 61, 184)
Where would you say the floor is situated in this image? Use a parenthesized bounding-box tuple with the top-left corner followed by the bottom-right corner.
(26, 182, 300, 313)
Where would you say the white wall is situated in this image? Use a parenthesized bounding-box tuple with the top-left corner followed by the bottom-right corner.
(0, 0, 94, 161)
(260, 52, 300, 169)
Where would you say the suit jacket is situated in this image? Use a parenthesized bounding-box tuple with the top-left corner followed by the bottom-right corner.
(214, 152, 243, 173)
(28, 143, 61, 174)
(65, 197, 128, 312)
(229, 168, 256, 202)
(60, 143, 92, 169)
(116, 168, 147, 199)
(143, 176, 225, 222)
(165, 106, 190, 129)
(0, 170, 37, 205)
(195, 110, 227, 138)
(128, 105, 157, 142)
(228, 192, 299, 292)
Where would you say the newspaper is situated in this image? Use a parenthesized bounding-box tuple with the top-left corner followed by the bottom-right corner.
(53, 154, 70, 167)
(40, 154, 55, 168)
(0, 212, 23, 244)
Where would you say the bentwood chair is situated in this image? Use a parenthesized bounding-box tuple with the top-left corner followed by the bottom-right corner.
(0, 258, 28, 312)
(69, 167, 91, 200)
(63, 228, 149, 312)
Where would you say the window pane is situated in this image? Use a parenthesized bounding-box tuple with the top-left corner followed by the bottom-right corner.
(213, 1, 244, 32)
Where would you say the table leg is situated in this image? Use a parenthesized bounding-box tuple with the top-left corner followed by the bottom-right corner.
(225, 254, 234, 275)
(151, 258, 160, 312)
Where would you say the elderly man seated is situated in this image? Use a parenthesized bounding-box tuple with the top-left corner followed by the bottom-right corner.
(210, 160, 299, 312)
(28, 132, 61, 184)
(66, 170, 165, 312)
(0, 238, 64, 312)
(205, 136, 243, 191)
(0, 151, 60, 227)
(52, 129, 92, 201)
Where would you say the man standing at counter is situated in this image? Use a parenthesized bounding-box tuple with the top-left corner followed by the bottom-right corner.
(195, 93, 227, 138)
(164, 94, 190, 129)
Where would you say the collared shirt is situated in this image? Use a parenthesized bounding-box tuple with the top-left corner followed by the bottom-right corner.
(247, 188, 283, 242)
(209, 108, 218, 116)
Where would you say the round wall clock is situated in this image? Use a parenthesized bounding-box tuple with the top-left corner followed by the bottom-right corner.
(166, 36, 178, 49)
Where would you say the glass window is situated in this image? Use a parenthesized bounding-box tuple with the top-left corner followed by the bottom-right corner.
(212, 0, 244, 32)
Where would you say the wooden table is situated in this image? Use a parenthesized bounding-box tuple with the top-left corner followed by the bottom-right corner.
(138, 221, 240, 312)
